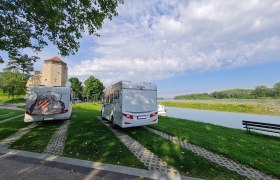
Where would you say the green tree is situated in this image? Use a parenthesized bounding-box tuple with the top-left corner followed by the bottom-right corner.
(251, 86, 268, 97)
(4, 54, 38, 74)
(83, 76, 104, 101)
(69, 77, 83, 100)
(0, 0, 123, 62)
(273, 82, 280, 97)
(0, 71, 27, 99)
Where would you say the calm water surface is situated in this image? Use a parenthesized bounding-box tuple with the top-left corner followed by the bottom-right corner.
(166, 107, 280, 130)
(160, 99, 280, 105)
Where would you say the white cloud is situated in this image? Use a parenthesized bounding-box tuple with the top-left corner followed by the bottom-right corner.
(69, 0, 280, 86)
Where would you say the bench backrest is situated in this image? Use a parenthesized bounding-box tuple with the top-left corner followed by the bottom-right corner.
(242, 120, 280, 130)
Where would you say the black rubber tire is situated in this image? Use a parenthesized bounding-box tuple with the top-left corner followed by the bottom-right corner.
(101, 110, 106, 120)
(111, 116, 117, 129)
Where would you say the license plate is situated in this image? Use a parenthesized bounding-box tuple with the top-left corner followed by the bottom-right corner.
(137, 116, 146, 119)
(44, 117, 54, 120)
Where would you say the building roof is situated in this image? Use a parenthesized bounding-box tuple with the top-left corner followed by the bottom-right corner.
(45, 56, 67, 65)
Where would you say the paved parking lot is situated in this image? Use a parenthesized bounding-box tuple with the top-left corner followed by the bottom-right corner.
(0, 153, 147, 180)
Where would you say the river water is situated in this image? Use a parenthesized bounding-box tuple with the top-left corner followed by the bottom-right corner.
(166, 107, 280, 132)
(160, 99, 280, 105)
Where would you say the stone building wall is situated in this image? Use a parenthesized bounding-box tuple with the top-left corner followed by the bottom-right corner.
(27, 57, 68, 87)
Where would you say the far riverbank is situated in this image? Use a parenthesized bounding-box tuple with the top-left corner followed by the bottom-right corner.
(160, 101, 280, 115)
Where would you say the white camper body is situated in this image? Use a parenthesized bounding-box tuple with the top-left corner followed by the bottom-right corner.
(101, 81, 158, 128)
(24, 86, 72, 122)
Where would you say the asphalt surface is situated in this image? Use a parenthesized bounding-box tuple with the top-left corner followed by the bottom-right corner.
(0, 154, 146, 180)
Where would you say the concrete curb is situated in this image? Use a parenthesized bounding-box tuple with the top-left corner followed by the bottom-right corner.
(0, 114, 24, 123)
(0, 147, 197, 180)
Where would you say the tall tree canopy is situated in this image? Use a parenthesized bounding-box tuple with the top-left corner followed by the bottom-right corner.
(0, 0, 123, 61)
(4, 54, 38, 74)
(69, 77, 83, 99)
(0, 71, 27, 99)
(83, 76, 104, 101)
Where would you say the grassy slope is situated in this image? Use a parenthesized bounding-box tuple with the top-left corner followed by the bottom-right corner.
(0, 118, 29, 141)
(150, 116, 280, 178)
(161, 101, 280, 115)
(0, 91, 25, 104)
(124, 127, 244, 179)
(63, 103, 146, 169)
(10, 121, 64, 152)
(0, 109, 24, 121)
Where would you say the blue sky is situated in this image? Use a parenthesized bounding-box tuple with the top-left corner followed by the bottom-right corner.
(1, 0, 280, 98)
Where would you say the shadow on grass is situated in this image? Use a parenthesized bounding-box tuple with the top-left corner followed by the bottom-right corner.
(63, 103, 146, 169)
(150, 116, 280, 178)
(10, 120, 65, 153)
(123, 126, 245, 179)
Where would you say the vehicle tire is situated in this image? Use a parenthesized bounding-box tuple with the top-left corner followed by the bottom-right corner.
(101, 110, 105, 120)
(111, 116, 117, 129)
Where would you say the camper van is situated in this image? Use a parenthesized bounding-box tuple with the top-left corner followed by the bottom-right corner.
(24, 86, 72, 122)
(101, 81, 158, 128)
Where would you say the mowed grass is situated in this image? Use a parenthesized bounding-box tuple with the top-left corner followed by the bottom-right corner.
(0, 91, 25, 104)
(0, 118, 29, 141)
(123, 127, 244, 179)
(63, 103, 146, 169)
(0, 109, 24, 121)
(10, 121, 64, 152)
(160, 101, 280, 115)
(150, 116, 280, 178)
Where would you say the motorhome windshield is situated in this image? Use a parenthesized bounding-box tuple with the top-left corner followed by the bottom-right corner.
(122, 89, 157, 113)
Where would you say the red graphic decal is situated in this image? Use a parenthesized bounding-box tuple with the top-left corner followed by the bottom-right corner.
(38, 100, 49, 109)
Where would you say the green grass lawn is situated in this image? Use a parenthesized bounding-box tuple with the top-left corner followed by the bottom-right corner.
(10, 121, 64, 152)
(123, 127, 244, 179)
(0, 118, 29, 141)
(0, 91, 25, 104)
(63, 103, 146, 169)
(0, 109, 24, 121)
(150, 116, 280, 178)
(160, 101, 280, 115)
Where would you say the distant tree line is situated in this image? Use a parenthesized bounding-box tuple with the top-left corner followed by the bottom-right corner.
(175, 82, 280, 100)
(69, 76, 104, 102)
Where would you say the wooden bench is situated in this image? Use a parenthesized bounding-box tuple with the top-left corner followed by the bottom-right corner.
(242, 120, 280, 134)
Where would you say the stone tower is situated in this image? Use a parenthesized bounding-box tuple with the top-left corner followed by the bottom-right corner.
(41, 56, 68, 86)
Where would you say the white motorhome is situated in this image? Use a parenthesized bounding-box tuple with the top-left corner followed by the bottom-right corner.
(101, 81, 158, 128)
(24, 86, 72, 122)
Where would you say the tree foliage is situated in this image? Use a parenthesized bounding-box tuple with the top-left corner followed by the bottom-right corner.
(0, 0, 123, 61)
(0, 71, 27, 99)
(4, 54, 38, 74)
(83, 76, 104, 101)
(251, 86, 268, 97)
(274, 82, 280, 97)
(175, 82, 280, 99)
(69, 77, 83, 100)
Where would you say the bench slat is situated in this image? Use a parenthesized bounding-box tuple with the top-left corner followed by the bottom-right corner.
(242, 120, 280, 127)
(244, 127, 280, 134)
(242, 120, 280, 134)
(243, 124, 280, 130)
